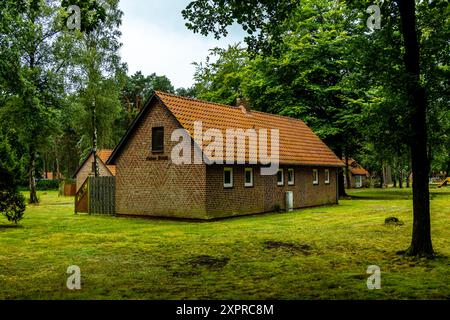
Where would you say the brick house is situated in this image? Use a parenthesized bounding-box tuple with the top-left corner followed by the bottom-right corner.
(107, 91, 344, 219)
(73, 149, 116, 191)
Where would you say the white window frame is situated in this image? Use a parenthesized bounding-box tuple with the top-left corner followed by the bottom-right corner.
(277, 169, 284, 186)
(224, 167, 233, 188)
(313, 169, 319, 185)
(324, 169, 330, 184)
(244, 168, 254, 187)
(288, 168, 295, 185)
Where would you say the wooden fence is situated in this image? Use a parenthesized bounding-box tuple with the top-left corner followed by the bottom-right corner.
(75, 176, 115, 215)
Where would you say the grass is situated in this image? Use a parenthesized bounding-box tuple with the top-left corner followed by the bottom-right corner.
(0, 188, 449, 300)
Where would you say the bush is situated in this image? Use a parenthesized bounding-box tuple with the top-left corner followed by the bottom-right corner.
(0, 190, 26, 224)
(36, 179, 60, 190)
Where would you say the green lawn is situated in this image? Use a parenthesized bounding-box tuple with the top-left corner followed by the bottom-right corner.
(0, 188, 449, 300)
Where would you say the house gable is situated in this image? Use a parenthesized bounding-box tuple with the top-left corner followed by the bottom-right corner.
(113, 98, 208, 218)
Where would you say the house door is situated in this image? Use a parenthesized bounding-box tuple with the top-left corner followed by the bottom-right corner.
(355, 175, 362, 188)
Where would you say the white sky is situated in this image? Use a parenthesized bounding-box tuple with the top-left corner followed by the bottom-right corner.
(119, 0, 245, 89)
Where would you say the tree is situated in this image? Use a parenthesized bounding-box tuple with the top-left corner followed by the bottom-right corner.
(0, 0, 75, 204)
(396, 0, 433, 256)
(65, 0, 125, 175)
(183, 0, 446, 256)
(121, 71, 175, 125)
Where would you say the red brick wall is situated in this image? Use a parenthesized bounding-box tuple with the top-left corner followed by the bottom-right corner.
(75, 154, 112, 191)
(205, 165, 337, 219)
(114, 100, 208, 218)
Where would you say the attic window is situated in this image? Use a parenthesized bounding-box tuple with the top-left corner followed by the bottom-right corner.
(152, 127, 164, 152)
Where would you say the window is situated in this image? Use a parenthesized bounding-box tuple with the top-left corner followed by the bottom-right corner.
(313, 169, 319, 185)
(91, 161, 96, 173)
(224, 167, 233, 188)
(355, 175, 362, 188)
(244, 168, 253, 187)
(325, 169, 330, 184)
(288, 168, 295, 185)
(152, 127, 164, 152)
(277, 169, 284, 186)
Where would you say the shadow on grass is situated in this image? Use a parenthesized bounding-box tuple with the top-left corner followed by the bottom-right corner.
(348, 190, 450, 201)
(0, 224, 23, 230)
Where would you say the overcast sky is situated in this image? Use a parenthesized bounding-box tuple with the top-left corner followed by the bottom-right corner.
(119, 0, 245, 89)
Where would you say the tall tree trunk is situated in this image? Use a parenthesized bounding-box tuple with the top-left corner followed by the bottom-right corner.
(446, 158, 450, 178)
(29, 147, 39, 204)
(398, 0, 433, 257)
(345, 156, 351, 189)
(399, 167, 403, 188)
(92, 103, 99, 177)
(335, 146, 347, 197)
(379, 164, 384, 188)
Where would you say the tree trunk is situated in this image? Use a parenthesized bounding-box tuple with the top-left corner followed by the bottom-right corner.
(335, 146, 347, 197)
(92, 101, 99, 177)
(345, 156, 351, 189)
(29, 147, 39, 204)
(398, 0, 433, 257)
(446, 158, 450, 178)
(399, 168, 403, 188)
(378, 164, 384, 188)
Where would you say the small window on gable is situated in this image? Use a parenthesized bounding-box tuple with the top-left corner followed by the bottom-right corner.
(245, 168, 253, 187)
(91, 161, 96, 173)
(224, 167, 233, 188)
(277, 169, 284, 186)
(325, 169, 330, 184)
(313, 169, 319, 185)
(288, 168, 295, 185)
(152, 127, 164, 152)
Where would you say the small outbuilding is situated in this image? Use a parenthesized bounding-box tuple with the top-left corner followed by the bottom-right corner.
(344, 158, 369, 188)
(73, 149, 116, 192)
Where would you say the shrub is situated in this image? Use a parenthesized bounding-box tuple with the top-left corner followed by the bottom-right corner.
(36, 179, 60, 190)
(0, 190, 26, 224)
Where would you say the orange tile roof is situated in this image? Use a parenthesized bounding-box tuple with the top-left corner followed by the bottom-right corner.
(350, 167, 369, 176)
(155, 92, 343, 167)
(97, 149, 116, 176)
(343, 158, 369, 176)
(108, 92, 344, 167)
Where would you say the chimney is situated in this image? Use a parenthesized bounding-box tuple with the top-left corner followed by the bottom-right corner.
(236, 97, 251, 114)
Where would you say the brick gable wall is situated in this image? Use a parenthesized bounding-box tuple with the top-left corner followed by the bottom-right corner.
(114, 100, 208, 218)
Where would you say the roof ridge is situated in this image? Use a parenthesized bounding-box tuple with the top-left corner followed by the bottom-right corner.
(155, 91, 238, 111)
(155, 91, 307, 124)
